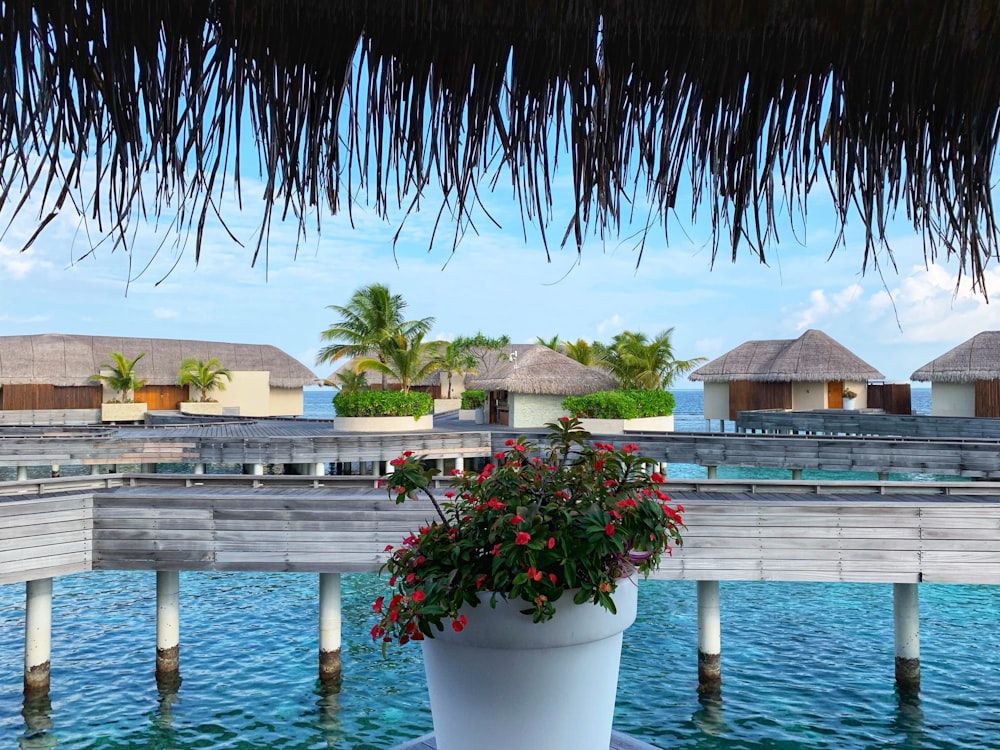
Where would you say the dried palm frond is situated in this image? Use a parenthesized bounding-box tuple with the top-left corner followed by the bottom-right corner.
(2, 1, 999, 290)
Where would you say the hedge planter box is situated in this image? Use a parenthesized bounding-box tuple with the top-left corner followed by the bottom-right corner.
(334, 414, 433, 432)
(101, 403, 148, 422)
(180, 401, 225, 416)
(422, 580, 638, 750)
(458, 409, 478, 421)
(435, 398, 461, 414)
(578, 415, 674, 434)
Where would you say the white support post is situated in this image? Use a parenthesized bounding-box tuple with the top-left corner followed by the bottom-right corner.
(454, 456, 465, 473)
(24, 578, 52, 696)
(697, 580, 722, 694)
(791, 469, 803, 480)
(314, 462, 326, 477)
(50, 464, 60, 478)
(156, 571, 181, 680)
(193, 463, 206, 474)
(16, 465, 28, 481)
(706, 465, 717, 480)
(252, 463, 265, 476)
(893, 583, 920, 694)
(91, 464, 102, 475)
(319, 573, 342, 688)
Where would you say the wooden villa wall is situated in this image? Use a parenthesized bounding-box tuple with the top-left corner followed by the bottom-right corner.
(975, 379, 1000, 418)
(728, 381, 791, 421)
(1, 384, 101, 410)
(134, 384, 189, 410)
(867, 383, 912, 415)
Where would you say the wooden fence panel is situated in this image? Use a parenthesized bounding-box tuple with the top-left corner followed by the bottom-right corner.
(728, 381, 791, 421)
(1, 384, 101, 410)
(975, 379, 1000, 418)
(135, 385, 189, 410)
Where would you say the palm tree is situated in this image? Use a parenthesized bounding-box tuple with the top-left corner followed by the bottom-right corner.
(562, 339, 606, 367)
(452, 332, 510, 370)
(177, 357, 233, 402)
(326, 369, 369, 395)
(353, 333, 444, 395)
(603, 329, 707, 390)
(90, 352, 148, 403)
(535, 334, 562, 352)
(316, 283, 434, 388)
(433, 340, 478, 399)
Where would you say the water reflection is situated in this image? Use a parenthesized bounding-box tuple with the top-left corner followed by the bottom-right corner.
(20, 693, 57, 749)
(315, 682, 343, 747)
(894, 689, 926, 749)
(691, 692, 730, 737)
(152, 673, 182, 742)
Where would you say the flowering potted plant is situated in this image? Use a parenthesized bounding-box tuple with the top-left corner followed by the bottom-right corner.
(373, 416, 684, 750)
(842, 386, 859, 409)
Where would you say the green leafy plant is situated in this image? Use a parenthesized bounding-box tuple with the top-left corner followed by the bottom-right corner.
(562, 390, 676, 419)
(843, 387, 858, 399)
(177, 357, 232, 402)
(90, 352, 148, 403)
(460, 389, 485, 410)
(372, 417, 685, 650)
(333, 389, 433, 419)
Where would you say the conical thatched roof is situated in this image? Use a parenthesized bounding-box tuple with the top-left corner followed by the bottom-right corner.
(689, 330, 884, 383)
(910, 331, 1000, 383)
(0, 334, 319, 388)
(3, 2, 1000, 288)
(467, 345, 617, 396)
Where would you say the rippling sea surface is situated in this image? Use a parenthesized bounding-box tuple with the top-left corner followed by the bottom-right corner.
(3, 389, 1000, 749)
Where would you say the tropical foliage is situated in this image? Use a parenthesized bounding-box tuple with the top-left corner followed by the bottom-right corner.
(435, 340, 478, 399)
(372, 417, 684, 649)
(562, 390, 676, 420)
(327, 369, 369, 395)
(451, 332, 510, 370)
(177, 357, 232, 402)
(91, 352, 147, 403)
(600, 329, 706, 390)
(460, 390, 485, 410)
(317, 283, 434, 389)
(352, 332, 443, 395)
(333, 390, 433, 419)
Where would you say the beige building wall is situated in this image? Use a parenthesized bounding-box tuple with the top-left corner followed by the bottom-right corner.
(930, 382, 975, 417)
(268, 386, 304, 417)
(509, 393, 566, 429)
(196, 371, 304, 417)
(702, 383, 729, 421)
(791, 381, 826, 410)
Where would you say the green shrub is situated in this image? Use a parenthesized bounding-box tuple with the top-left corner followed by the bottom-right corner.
(561, 389, 675, 419)
(460, 389, 485, 410)
(333, 390, 434, 419)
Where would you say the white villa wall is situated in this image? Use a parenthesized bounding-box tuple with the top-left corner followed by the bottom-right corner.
(791, 381, 827, 410)
(437, 371, 467, 400)
(702, 383, 730, 421)
(843, 381, 869, 409)
(508, 393, 566, 429)
(199, 371, 304, 417)
(930, 382, 975, 417)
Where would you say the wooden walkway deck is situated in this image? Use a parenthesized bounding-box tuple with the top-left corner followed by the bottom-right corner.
(390, 730, 661, 750)
(3, 476, 999, 586)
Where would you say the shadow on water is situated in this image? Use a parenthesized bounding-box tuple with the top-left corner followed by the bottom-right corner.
(20, 694, 57, 749)
(893, 689, 926, 749)
(691, 691, 730, 738)
(151, 673, 181, 744)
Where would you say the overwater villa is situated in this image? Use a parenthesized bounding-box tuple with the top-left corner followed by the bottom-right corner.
(910, 331, 1000, 417)
(688, 329, 888, 423)
(0, 334, 319, 423)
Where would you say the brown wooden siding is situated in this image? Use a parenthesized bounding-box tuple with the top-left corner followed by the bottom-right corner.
(728, 381, 792, 421)
(134, 384, 189, 410)
(867, 383, 912, 415)
(975, 379, 1000, 417)
(1, 384, 102, 410)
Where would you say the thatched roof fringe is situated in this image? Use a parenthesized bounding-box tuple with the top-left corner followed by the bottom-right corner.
(910, 331, 1000, 382)
(3, 2, 1000, 286)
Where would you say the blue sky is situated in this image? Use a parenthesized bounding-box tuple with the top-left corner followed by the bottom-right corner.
(0, 154, 996, 386)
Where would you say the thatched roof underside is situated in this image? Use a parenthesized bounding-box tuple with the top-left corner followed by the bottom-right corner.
(467, 345, 617, 395)
(689, 329, 884, 383)
(0, 334, 319, 388)
(4, 2, 1000, 288)
(910, 332, 1000, 382)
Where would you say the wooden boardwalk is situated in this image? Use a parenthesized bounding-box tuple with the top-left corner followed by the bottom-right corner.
(3, 476, 999, 586)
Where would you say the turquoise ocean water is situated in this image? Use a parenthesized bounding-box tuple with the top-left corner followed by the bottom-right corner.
(2, 389, 999, 749)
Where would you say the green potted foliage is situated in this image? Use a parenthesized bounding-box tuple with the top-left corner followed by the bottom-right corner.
(91, 352, 149, 422)
(177, 357, 233, 414)
(459, 389, 485, 422)
(374, 417, 684, 750)
(332, 389, 434, 431)
(562, 389, 677, 434)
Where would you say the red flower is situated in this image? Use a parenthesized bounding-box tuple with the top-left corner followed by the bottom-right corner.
(547, 537, 556, 549)
(505, 438, 515, 446)
(526, 566, 543, 581)
(373, 596, 384, 613)
(510, 514, 524, 524)
(549, 573, 558, 584)
(491, 543, 502, 555)
(604, 522, 616, 536)
(515, 531, 531, 545)
(411, 590, 426, 603)
(383, 544, 394, 552)
(623, 443, 639, 454)
(651, 472, 665, 483)
(476, 575, 487, 589)
(452, 614, 468, 632)
(616, 498, 637, 509)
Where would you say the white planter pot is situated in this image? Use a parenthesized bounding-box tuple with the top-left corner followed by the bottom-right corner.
(473, 407, 485, 424)
(579, 415, 675, 435)
(333, 414, 433, 432)
(843, 398, 857, 410)
(100, 402, 147, 422)
(421, 579, 638, 750)
(457, 408, 478, 421)
(180, 401, 225, 416)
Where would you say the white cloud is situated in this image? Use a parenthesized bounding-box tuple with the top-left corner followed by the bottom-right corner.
(153, 307, 180, 319)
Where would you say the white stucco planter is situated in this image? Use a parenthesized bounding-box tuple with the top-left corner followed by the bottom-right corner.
(421, 579, 638, 750)
(180, 401, 225, 416)
(458, 409, 478, 421)
(434, 398, 462, 414)
(579, 415, 674, 434)
(101, 403, 148, 422)
(334, 414, 434, 432)
(843, 398, 857, 410)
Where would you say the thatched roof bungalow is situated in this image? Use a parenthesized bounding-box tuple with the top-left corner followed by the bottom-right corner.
(689, 330, 886, 421)
(910, 331, 1000, 417)
(0, 334, 319, 418)
(467, 345, 617, 428)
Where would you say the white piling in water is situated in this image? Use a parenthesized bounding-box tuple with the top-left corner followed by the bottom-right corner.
(24, 578, 52, 696)
(16, 465, 28, 481)
(319, 573, 342, 688)
(193, 463, 206, 474)
(697, 580, 722, 694)
(706, 465, 717, 479)
(156, 571, 181, 680)
(893, 583, 920, 693)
